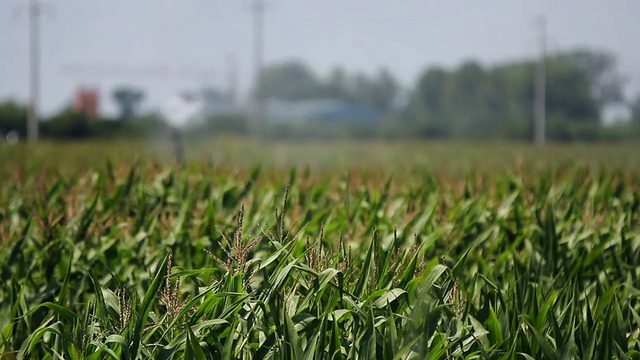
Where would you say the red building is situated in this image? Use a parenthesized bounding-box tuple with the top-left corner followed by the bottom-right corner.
(74, 87, 99, 117)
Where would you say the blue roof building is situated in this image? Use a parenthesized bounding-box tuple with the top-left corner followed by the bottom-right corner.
(265, 98, 382, 125)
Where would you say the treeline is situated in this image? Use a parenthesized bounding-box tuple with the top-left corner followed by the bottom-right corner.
(256, 61, 400, 114)
(256, 49, 640, 141)
(1, 48, 640, 142)
(404, 50, 637, 141)
(0, 101, 170, 140)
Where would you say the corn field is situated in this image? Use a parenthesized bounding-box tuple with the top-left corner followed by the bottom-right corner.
(1, 142, 640, 359)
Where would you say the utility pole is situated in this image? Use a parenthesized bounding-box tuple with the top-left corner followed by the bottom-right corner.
(534, 16, 546, 146)
(27, 0, 41, 142)
(251, 0, 266, 139)
(226, 53, 238, 105)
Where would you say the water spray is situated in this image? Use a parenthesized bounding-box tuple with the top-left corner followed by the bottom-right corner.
(161, 93, 203, 164)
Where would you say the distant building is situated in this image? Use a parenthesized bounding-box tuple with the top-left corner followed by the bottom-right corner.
(199, 88, 244, 119)
(74, 87, 99, 117)
(162, 90, 383, 128)
(264, 98, 382, 125)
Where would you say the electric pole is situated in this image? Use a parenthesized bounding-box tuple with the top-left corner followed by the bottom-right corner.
(534, 16, 546, 146)
(28, 0, 41, 142)
(251, 0, 266, 139)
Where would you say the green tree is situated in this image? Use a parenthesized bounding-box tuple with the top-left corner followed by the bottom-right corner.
(569, 49, 624, 107)
(324, 67, 349, 99)
(112, 86, 145, 120)
(338, 69, 400, 113)
(407, 49, 624, 140)
(350, 73, 375, 108)
(256, 62, 400, 114)
(490, 64, 534, 138)
(42, 108, 91, 139)
(0, 100, 28, 137)
(407, 67, 450, 137)
(545, 56, 598, 122)
(371, 68, 400, 113)
(442, 61, 486, 136)
(255, 61, 322, 101)
(631, 94, 640, 124)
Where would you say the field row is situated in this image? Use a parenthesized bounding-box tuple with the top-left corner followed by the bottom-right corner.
(1, 159, 639, 358)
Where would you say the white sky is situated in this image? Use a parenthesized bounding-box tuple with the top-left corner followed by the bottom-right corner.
(1, 0, 639, 116)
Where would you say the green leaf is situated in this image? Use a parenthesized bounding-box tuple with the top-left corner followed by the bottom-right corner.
(21, 302, 78, 322)
(283, 308, 303, 359)
(354, 232, 377, 298)
(486, 304, 503, 345)
(372, 288, 407, 309)
(384, 302, 398, 359)
(184, 326, 207, 360)
(521, 315, 559, 360)
(130, 252, 170, 360)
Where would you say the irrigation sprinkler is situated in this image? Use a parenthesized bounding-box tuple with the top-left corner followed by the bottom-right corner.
(169, 126, 184, 164)
(6, 131, 20, 146)
(161, 94, 203, 164)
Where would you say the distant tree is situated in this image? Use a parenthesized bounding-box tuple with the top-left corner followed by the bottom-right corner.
(446, 61, 484, 102)
(255, 61, 323, 101)
(414, 68, 447, 116)
(335, 69, 400, 113)
(545, 56, 599, 122)
(200, 88, 227, 102)
(443, 61, 486, 136)
(569, 49, 625, 107)
(631, 94, 640, 124)
(42, 108, 91, 139)
(542, 50, 625, 124)
(349, 73, 375, 107)
(371, 68, 400, 113)
(112, 86, 145, 120)
(0, 100, 28, 137)
(256, 62, 400, 115)
(407, 49, 625, 140)
(324, 67, 349, 99)
(407, 67, 450, 137)
(489, 65, 533, 138)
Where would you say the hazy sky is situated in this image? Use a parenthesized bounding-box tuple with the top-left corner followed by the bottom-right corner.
(1, 0, 639, 116)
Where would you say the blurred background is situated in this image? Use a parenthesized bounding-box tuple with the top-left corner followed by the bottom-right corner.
(1, 0, 639, 144)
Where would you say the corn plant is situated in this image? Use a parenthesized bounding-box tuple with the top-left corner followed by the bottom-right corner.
(1, 144, 639, 359)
